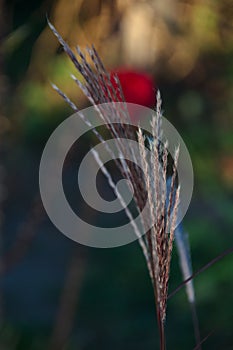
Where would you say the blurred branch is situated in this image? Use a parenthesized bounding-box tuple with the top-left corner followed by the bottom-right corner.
(0, 196, 44, 274)
(48, 246, 88, 350)
(168, 246, 233, 299)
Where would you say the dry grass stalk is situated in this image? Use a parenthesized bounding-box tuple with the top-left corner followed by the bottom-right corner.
(49, 20, 181, 350)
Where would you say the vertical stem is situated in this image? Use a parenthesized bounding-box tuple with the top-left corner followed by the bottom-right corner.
(48, 247, 87, 350)
(153, 285, 166, 350)
(156, 306, 166, 350)
(190, 301, 201, 350)
(149, 235, 166, 350)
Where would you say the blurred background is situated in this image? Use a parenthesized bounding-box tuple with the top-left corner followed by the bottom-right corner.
(1, 0, 233, 349)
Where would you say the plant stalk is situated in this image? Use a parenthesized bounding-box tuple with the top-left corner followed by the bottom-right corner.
(157, 307, 166, 350)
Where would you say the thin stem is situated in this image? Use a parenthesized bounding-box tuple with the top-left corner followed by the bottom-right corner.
(157, 311, 166, 350)
(168, 246, 233, 299)
(153, 289, 166, 350)
(192, 329, 215, 350)
(48, 247, 87, 350)
(190, 301, 201, 350)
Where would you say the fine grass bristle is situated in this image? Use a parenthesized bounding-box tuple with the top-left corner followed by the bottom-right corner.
(48, 20, 191, 350)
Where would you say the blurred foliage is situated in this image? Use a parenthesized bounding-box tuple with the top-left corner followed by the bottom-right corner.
(1, 0, 233, 349)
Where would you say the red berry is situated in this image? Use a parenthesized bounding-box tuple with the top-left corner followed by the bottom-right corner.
(110, 69, 156, 108)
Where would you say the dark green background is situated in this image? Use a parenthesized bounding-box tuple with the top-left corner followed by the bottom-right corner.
(1, 1, 233, 349)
